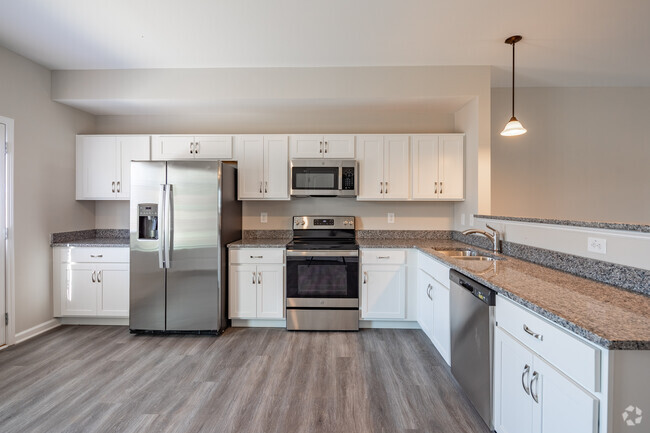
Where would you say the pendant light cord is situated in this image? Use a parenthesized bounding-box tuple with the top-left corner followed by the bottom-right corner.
(511, 40, 515, 118)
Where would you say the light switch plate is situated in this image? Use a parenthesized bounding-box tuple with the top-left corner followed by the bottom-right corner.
(461, 214, 466, 226)
(260, 212, 268, 223)
(387, 213, 395, 224)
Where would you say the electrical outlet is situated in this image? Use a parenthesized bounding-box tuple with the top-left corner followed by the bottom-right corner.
(387, 213, 395, 224)
(260, 212, 268, 223)
(461, 214, 466, 226)
(587, 237, 606, 254)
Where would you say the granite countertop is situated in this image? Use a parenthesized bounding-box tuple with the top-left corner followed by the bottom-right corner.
(228, 238, 292, 248)
(52, 238, 130, 247)
(50, 229, 129, 248)
(358, 239, 650, 350)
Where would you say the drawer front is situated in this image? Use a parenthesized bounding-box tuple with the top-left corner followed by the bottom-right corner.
(70, 247, 129, 263)
(418, 252, 450, 288)
(361, 249, 406, 265)
(230, 248, 285, 264)
(496, 296, 600, 392)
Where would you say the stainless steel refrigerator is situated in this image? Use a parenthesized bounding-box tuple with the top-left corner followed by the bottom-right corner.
(129, 161, 241, 334)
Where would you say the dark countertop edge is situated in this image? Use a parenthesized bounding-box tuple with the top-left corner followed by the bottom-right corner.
(475, 214, 650, 233)
(357, 241, 648, 350)
(228, 239, 291, 248)
(51, 240, 130, 248)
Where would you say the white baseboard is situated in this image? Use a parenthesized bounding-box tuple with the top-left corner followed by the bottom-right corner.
(59, 317, 129, 326)
(15, 318, 61, 344)
(231, 319, 286, 328)
(359, 320, 420, 329)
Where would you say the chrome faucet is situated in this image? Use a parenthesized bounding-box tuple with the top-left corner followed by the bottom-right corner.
(462, 224, 501, 253)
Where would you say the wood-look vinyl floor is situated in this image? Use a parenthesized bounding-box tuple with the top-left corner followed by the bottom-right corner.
(0, 326, 491, 433)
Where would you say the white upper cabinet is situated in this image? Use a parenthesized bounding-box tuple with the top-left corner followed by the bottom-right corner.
(357, 135, 410, 200)
(151, 135, 233, 160)
(411, 134, 464, 200)
(290, 135, 355, 159)
(76, 135, 150, 200)
(237, 135, 289, 200)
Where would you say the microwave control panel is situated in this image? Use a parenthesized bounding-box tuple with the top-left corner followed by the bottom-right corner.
(342, 167, 355, 190)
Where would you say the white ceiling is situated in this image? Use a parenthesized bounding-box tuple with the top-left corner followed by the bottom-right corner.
(1, 0, 649, 88)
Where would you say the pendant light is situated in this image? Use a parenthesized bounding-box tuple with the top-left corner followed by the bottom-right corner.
(501, 35, 527, 136)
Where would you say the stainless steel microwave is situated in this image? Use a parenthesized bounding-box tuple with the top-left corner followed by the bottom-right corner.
(290, 159, 357, 197)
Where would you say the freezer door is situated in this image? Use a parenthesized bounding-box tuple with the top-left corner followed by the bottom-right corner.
(130, 161, 167, 331)
(166, 161, 222, 331)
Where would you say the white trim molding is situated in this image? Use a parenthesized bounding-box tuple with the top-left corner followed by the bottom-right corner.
(1, 116, 15, 346)
(15, 319, 60, 344)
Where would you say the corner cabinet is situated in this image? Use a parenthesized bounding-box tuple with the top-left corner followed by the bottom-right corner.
(412, 134, 464, 200)
(360, 249, 407, 319)
(229, 248, 285, 319)
(237, 135, 289, 200)
(76, 135, 151, 200)
(357, 135, 410, 200)
(53, 247, 130, 318)
(151, 135, 233, 160)
(289, 135, 355, 159)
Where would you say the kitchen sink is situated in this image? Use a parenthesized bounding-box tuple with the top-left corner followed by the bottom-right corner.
(433, 249, 503, 261)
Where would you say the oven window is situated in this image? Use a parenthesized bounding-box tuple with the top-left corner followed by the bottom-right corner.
(287, 256, 359, 298)
(292, 167, 339, 190)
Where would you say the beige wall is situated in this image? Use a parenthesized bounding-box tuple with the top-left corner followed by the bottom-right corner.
(0, 46, 95, 334)
(492, 87, 650, 224)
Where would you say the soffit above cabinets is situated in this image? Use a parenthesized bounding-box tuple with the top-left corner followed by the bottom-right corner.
(1, 0, 650, 88)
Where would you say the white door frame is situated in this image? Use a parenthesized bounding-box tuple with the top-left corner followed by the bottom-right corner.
(1, 116, 15, 347)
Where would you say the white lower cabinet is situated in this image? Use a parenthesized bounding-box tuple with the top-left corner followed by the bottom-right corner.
(229, 249, 285, 319)
(417, 252, 451, 364)
(494, 326, 599, 433)
(361, 249, 406, 319)
(417, 268, 435, 340)
(54, 247, 130, 318)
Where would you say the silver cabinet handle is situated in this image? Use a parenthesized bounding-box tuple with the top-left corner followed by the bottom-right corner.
(319, 141, 323, 153)
(116, 181, 121, 193)
(376, 256, 390, 259)
(363, 272, 368, 284)
(439, 181, 443, 194)
(426, 284, 433, 300)
(380, 182, 384, 194)
(252, 272, 256, 284)
(97, 270, 102, 283)
(91, 271, 96, 283)
(195, 141, 200, 154)
(111, 181, 116, 193)
(258, 272, 262, 285)
(190, 142, 194, 154)
(250, 255, 263, 259)
(259, 182, 263, 193)
(434, 181, 438, 194)
(264, 181, 268, 194)
(530, 371, 540, 403)
(90, 254, 103, 258)
(521, 364, 531, 395)
(523, 324, 543, 341)
(324, 141, 328, 153)
(385, 181, 389, 194)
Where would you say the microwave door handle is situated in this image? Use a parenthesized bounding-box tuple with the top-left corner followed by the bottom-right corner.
(339, 166, 343, 191)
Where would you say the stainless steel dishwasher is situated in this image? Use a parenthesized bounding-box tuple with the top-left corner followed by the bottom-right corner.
(449, 269, 496, 430)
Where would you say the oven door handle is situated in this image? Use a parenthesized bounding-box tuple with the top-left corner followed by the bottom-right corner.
(287, 250, 359, 257)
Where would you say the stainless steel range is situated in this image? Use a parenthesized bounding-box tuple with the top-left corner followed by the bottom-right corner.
(286, 216, 359, 331)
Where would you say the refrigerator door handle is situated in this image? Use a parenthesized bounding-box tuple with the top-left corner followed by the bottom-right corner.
(158, 184, 166, 269)
(164, 184, 173, 268)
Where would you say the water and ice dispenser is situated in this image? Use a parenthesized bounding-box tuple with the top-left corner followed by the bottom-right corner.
(138, 204, 158, 240)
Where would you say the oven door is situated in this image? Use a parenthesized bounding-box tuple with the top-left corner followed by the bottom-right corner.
(286, 250, 359, 307)
(291, 166, 340, 196)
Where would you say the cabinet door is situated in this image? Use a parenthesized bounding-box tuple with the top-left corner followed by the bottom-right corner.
(63, 264, 98, 316)
(411, 135, 440, 199)
(494, 328, 535, 433)
(229, 264, 258, 318)
(263, 135, 289, 199)
(97, 264, 129, 317)
(237, 136, 265, 199)
(361, 264, 406, 319)
(535, 358, 598, 433)
(256, 265, 284, 319)
(117, 136, 151, 199)
(417, 269, 435, 341)
(194, 135, 233, 159)
(431, 278, 451, 365)
(357, 135, 384, 200)
(323, 135, 355, 158)
(438, 135, 464, 200)
(77, 136, 118, 199)
(383, 135, 410, 199)
(290, 135, 324, 158)
(151, 136, 195, 160)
